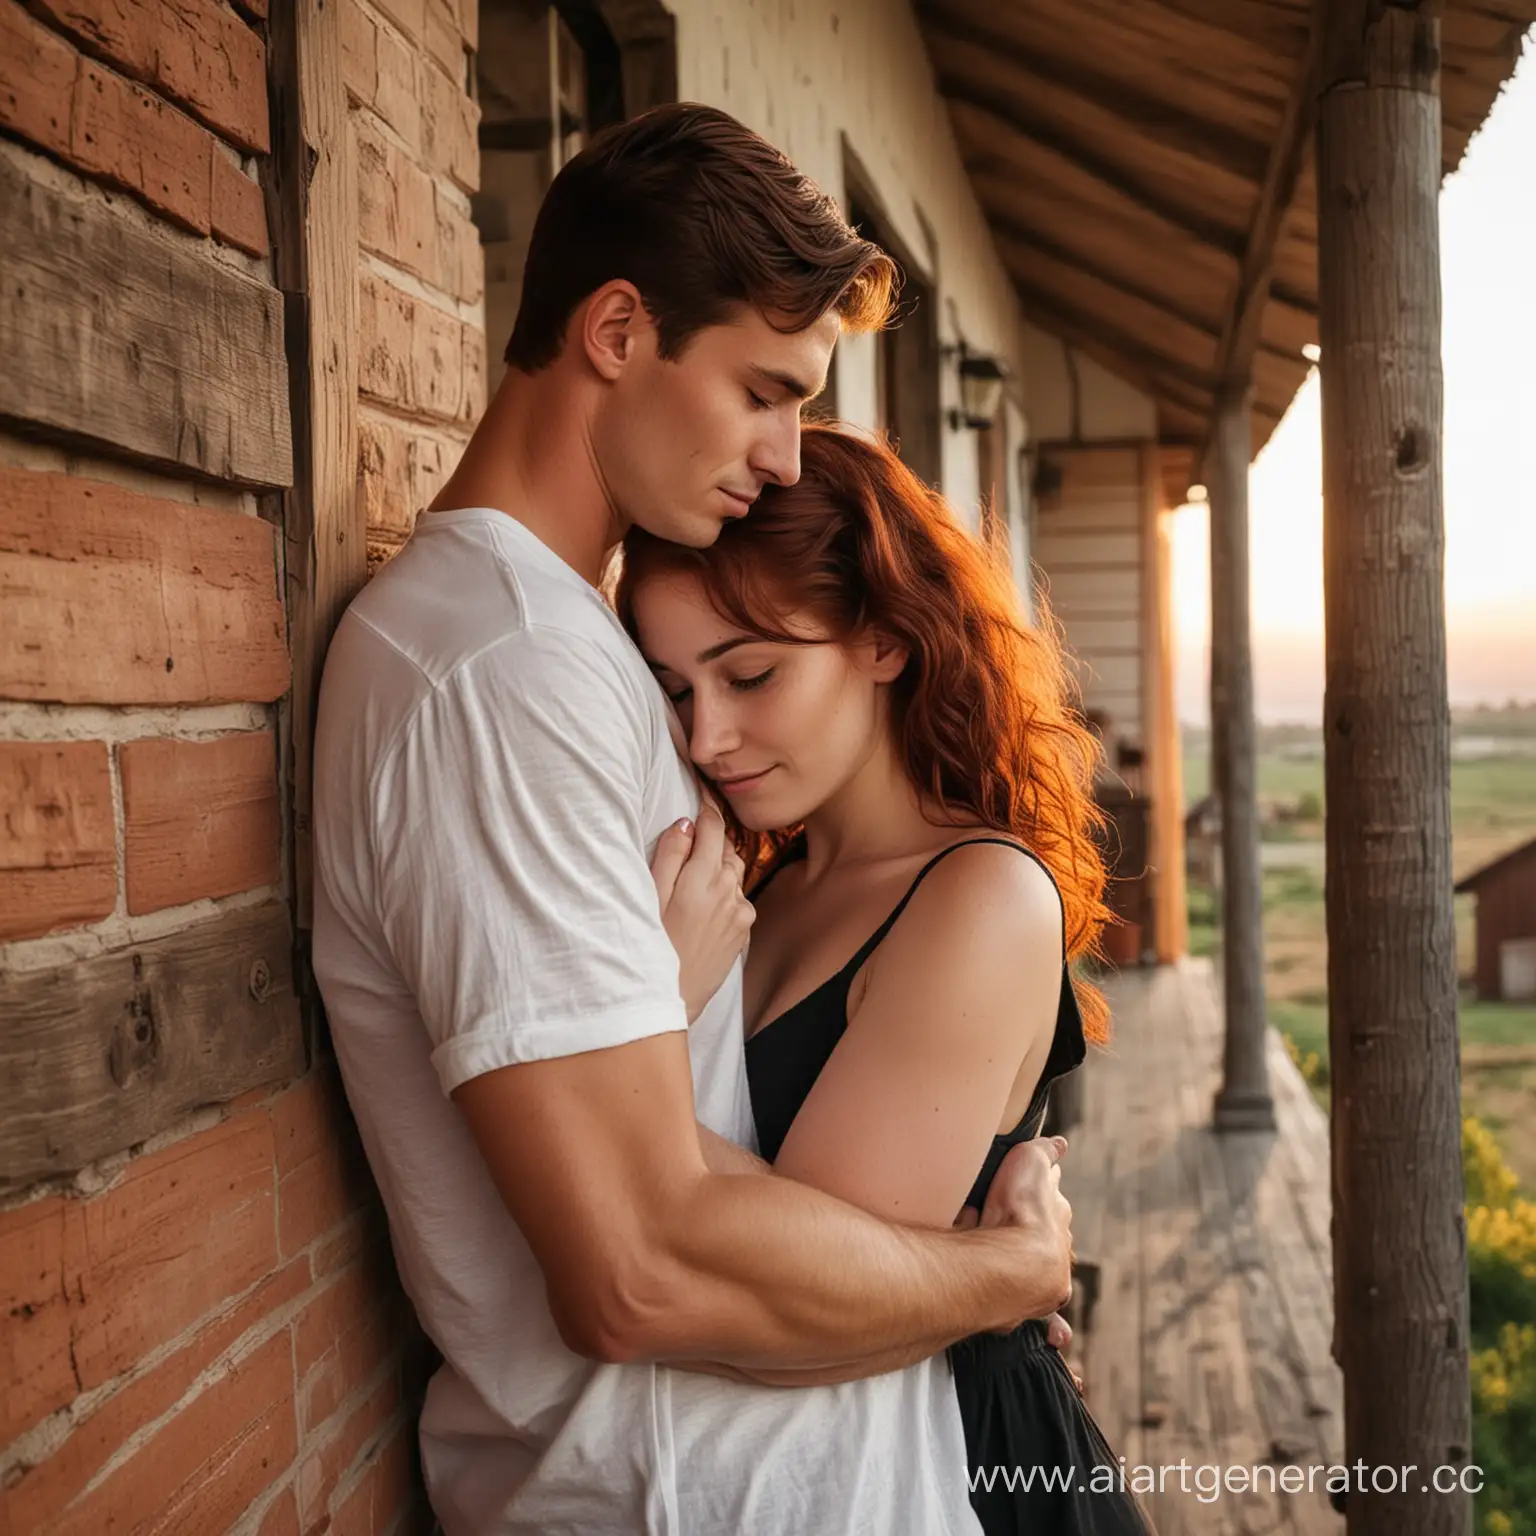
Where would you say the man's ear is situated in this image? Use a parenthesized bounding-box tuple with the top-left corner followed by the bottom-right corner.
(581, 280, 648, 382)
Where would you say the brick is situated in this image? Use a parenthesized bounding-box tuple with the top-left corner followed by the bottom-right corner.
(32, 0, 270, 154)
(270, 1070, 378, 1259)
(52, 1328, 297, 1536)
(340, 0, 377, 105)
(461, 323, 487, 424)
(257, 1484, 302, 1536)
(435, 190, 483, 305)
(279, 1138, 376, 1262)
(412, 301, 464, 420)
(371, 0, 422, 45)
(294, 1250, 407, 1435)
(395, 153, 439, 284)
(211, 150, 269, 255)
(0, 740, 116, 942)
(0, 0, 78, 159)
(359, 271, 416, 409)
(419, 57, 478, 193)
(422, 0, 462, 83)
(294, 1253, 392, 1379)
(71, 58, 213, 233)
(357, 414, 411, 539)
(356, 115, 397, 261)
(311, 1203, 390, 1281)
(358, 416, 462, 541)
(331, 1415, 418, 1536)
(0, 1198, 81, 1444)
(357, 118, 440, 288)
(408, 429, 459, 512)
(373, 22, 420, 147)
(67, 1110, 280, 1390)
(3, 1253, 307, 1535)
(0, 465, 289, 705)
(119, 731, 279, 913)
(296, 1374, 398, 1530)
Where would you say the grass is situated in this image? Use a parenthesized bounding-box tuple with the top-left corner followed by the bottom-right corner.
(1184, 735, 1536, 1181)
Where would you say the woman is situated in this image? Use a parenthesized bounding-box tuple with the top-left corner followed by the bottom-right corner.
(617, 423, 1150, 1536)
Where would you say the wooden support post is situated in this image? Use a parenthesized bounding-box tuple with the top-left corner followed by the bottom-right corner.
(1208, 384, 1274, 1131)
(1144, 447, 1188, 964)
(1317, 5, 1469, 1530)
(265, 0, 364, 934)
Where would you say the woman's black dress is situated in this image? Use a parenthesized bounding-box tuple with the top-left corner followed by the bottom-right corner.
(745, 836, 1152, 1536)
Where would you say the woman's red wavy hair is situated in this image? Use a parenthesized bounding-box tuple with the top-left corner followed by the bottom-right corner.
(617, 423, 1113, 1041)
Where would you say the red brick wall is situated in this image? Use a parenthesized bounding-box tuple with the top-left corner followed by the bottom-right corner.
(344, 0, 486, 571)
(0, 0, 452, 1527)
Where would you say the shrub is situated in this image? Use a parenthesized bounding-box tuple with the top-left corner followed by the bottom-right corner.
(1465, 1118, 1536, 1535)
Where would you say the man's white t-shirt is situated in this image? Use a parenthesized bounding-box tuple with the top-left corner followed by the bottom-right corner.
(311, 507, 982, 1535)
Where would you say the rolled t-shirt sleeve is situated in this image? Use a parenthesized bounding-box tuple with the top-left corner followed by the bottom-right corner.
(373, 626, 688, 1095)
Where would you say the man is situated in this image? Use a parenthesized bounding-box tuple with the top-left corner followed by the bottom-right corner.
(312, 102, 1074, 1534)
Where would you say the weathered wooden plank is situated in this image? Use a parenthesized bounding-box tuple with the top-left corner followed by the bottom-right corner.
(1071, 976, 1145, 1468)
(0, 901, 304, 1186)
(1069, 963, 1346, 1534)
(0, 151, 292, 488)
(0, 464, 289, 705)
(265, 0, 363, 930)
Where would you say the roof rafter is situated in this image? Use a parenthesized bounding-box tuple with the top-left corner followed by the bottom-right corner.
(944, 95, 1249, 267)
(985, 207, 1306, 375)
(1208, 15, 1322, 401)
(918, 5, 1271, 186)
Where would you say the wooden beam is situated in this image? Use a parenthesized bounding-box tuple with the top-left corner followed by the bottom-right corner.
(1145, 0, 1311, 55)
(0, 152, 292, 489)
(918, 9, 1270, 187)
(1008, 277, 1218, 414)
(944, 96, 1248, 267)
(1209, 17, 1322, 397)
(1317, 3, 1468, 1525)
(265, 0, 364, 932)
(990, 212, 1307, 378)
(0, 901, 304, 1187)
(1207, 383, 1273, 1132)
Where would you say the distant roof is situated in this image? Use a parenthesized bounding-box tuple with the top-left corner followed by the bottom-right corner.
(919, 2, 1536, 507)
(1454, 835, 1536, 894)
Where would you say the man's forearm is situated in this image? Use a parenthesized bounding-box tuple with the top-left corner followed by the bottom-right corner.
(635, 1166, 1063, 1374)
(683, 1127, 945, 1382)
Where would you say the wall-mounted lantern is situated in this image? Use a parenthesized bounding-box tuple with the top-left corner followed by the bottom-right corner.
(945, 342, 1008, 431)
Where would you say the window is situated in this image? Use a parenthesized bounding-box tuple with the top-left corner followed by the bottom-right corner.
(843, 148, 941, 486)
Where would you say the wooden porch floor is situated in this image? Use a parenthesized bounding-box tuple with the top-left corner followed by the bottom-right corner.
(1062, 960, 1345, 1536)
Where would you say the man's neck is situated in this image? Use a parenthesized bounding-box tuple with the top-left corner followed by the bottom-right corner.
(428, 367, 619, 586)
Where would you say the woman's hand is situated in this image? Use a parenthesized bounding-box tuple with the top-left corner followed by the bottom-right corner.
(651, 806, 754, 1022)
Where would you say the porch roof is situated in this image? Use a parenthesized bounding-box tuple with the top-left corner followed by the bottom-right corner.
(916, 0, 1536, 506)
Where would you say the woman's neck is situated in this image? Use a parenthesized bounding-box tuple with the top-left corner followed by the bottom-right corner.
(795, 740, 972, 881)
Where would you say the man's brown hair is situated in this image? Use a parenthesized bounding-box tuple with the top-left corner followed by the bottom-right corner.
(506, 102, 897, 371)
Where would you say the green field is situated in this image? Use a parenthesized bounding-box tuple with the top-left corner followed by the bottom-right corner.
(1184, 721, 1536, 1183)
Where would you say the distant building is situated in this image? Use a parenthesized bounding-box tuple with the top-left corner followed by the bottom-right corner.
(1454, 837, 1536, 1001)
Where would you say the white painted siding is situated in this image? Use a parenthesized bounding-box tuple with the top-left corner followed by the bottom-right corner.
(1033, 446, 1148, 743)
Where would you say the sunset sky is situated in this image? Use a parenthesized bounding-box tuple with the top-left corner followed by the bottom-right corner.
(1172, 42, 1536, 725)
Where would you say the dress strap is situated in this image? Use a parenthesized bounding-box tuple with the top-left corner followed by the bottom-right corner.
(842, 835, 1065, 979)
